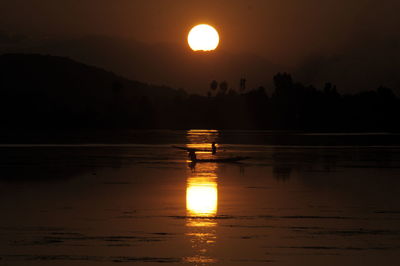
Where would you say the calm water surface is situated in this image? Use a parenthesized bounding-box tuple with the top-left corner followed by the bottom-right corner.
(1, 130, 400, 265)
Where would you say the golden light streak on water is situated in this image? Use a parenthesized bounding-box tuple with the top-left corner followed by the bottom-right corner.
(184, 130, 220, 264)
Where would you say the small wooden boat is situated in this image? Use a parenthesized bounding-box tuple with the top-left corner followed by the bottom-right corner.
(172, 145, 210, 152)
(193, 156, 250, 163)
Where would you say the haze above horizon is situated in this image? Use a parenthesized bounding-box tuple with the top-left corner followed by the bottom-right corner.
(0, 0, 399, 93)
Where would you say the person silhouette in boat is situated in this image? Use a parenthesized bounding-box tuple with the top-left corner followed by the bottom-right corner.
(188, 150, 197, 162)
(212, 142, 217, 155)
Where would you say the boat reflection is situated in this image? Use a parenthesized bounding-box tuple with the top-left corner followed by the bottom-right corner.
(184, 130, 219, 264)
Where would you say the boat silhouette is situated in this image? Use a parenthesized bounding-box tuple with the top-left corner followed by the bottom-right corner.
(191, 156, 250, 163)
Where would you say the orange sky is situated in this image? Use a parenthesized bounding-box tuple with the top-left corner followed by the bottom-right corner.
(1, 0, 399, 93)
(1, 0, 399, 65)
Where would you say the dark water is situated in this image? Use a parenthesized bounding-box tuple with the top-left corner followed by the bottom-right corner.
(1, 130, 400, 265)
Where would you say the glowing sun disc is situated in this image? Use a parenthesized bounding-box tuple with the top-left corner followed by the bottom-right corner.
(188, 24, 220, 51)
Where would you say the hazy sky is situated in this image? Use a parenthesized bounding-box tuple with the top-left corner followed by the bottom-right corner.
(1, 0, 399, 65)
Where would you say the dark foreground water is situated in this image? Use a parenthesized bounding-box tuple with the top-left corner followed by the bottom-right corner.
(1, 130, 400, 265)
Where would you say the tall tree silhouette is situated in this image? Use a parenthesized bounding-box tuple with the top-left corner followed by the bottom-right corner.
(210, 80, 218, 91)
(209, 80, 218, 97)
(240, 78, 246, 92)
(273, 73, 293, 97)
(219, 81, 228, 95)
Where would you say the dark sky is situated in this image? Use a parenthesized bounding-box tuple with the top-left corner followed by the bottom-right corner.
(1, 0, 399, 92)
(1, 0, 398, 64)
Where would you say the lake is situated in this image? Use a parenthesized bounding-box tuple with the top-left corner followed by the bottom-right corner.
(1, 130, 400, 265)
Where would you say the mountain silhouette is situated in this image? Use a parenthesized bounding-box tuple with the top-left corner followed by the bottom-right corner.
(0, 53, 398, 132)
(3, 34, 399, 95)
(0, 53, 185, 128)
(2, 35, 281, 93)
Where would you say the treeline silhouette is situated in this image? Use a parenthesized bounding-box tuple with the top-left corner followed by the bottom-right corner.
(0, 54, 399, 131)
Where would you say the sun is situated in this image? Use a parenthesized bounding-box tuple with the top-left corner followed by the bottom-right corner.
(188, 24, 220, 51)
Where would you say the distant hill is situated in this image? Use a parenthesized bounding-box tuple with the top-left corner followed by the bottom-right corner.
(3, 34, 400, 96)
(2, 35, 281, 93)
(0, 53, 185, 128)
(0, 53, 398, 132)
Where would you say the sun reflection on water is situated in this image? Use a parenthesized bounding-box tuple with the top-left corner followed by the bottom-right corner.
(184, 130, 219, 264)
(187, 179, 218, 217)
